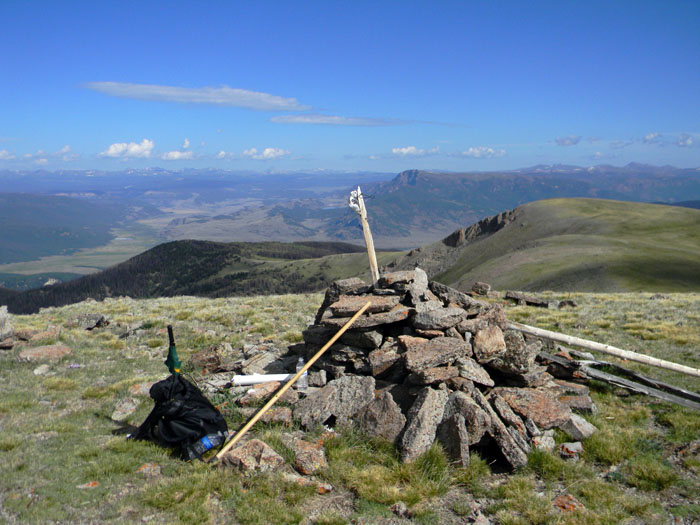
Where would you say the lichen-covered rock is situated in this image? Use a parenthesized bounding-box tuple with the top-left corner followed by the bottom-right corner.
(428, 281, 487, 312)
(488, 331, 540, 375)
(18, 344, 72, 362)
(339, 329, 383, 350)
(455, 357, 494, 387)
(321, 305, 414, 330)
(401, 336, 472, 372)
(293, 376, 375, 428)
(220, 439, 285, 473)
(356, 391, 406, 443)
(412, 307, 467, 330)
(330, 295, 400, 316)
(436, 413, 469, 466)
(400, 387, 449, 462)
(237, 381, 298, 406)
(368, 341, 403, 377)
(280, 435, 328, 475)
(408, 366, 459, 385)
(472, 325, 506, 363)
(491, 387, 572, 430)
(442, 391, 490, 445)
(559, 414, 598, 440)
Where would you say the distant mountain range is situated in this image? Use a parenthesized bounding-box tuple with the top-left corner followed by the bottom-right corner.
(158, 164, 700, 248)
(4, 197, 699, 313)
(1, 164, 698, 273)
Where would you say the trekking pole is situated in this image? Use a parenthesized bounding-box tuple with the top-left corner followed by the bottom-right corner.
(211, 301, 372, 463)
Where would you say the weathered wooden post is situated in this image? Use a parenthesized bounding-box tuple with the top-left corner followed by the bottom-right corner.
(348, 186, 380, 285)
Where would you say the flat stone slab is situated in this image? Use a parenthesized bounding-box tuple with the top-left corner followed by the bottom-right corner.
(330, 295, 400, 316)
(321, 305, 414, 330)
(492, 387, 572, 430)
(401, 336, 472, 372)
(442, 391, 490, 445)
(409, 366, 460, 385)
(18, 344, 72, 362)
(457, 357, 494, 387)
(436, 413, 469, 466)
(339, 329, 383, 350)
(412, 307, 467, 330)
(428, 281, 487, 312)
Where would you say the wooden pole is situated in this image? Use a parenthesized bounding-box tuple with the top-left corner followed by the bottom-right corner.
(508, 321, 700, 378)
(349, 186, 380, 285)
(213, 301, 373, 462)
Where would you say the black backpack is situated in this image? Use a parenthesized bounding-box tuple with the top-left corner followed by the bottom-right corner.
(131, 374, 228, 460)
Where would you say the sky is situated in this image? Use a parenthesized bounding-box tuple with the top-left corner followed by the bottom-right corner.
(1, 0, 699, 173)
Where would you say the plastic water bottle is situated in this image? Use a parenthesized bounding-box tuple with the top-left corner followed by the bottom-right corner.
(296, 357, 308, 391)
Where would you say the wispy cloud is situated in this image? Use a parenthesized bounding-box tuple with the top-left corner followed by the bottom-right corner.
(458, 146, 506, 158)
(182, 138, 190, 149)
(99, 139, 154, 158)
(161, 150, 194, 160)
(555, 135, 581, 146)
(85, 82, 310, 111)
(0, 149, 16, 160)
(610, 139, 634, 149)
(677, 133, 694, 147)
(242, 147, 290, 160)
(271, 113, 408, 126)
(216, 150, 234, 159)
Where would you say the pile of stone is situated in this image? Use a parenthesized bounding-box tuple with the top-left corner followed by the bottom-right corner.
(294, 269, 597, 469)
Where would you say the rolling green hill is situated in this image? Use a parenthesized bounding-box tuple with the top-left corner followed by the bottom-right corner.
(388, 198, 700, 293)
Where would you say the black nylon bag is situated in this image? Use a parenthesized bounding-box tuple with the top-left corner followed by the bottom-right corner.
(131, 374, 227, 459)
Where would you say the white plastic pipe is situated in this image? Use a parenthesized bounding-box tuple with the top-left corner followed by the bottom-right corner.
(231, 374, 294, 386)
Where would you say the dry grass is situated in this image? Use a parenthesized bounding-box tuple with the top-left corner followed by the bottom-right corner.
(0, 291, 698, 523)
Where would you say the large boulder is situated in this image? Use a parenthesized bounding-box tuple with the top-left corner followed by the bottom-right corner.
(0, 306, 14, 340)
(294, 376, 375, 428)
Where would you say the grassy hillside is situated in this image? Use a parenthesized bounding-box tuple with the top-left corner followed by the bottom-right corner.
(1, 292, 698, 523)
(390, 198, 700, 293)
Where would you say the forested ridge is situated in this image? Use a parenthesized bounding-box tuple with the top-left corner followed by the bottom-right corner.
(3, 240, 364, 314)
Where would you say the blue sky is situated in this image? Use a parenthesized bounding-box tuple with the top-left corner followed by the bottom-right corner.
(1, 1, 698, 172)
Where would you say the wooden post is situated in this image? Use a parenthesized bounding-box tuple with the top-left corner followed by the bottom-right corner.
(508, 321, 700, 378)
(349, 186, 380, 285)
(213, 301, 372, 462)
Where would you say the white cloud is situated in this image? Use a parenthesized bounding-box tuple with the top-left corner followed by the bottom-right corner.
(0, 149, 15, 160)
(270, 113, 406, 126)
(242, 147, 290, 160)
(182, 138, 190, 149)
(100, 139, 154, 158)
(459, 146, 506, 158)
(392, 146, 425, 156)
(677, 133, 694, 147)
(58, 145, 79, 161)
(35, 158, 48, 165)
(216, 150, 235, 159)
(161, 150, 194, 160)
(555, 135, 581, 146)
(85, 82, 310, 111)
(643, 132, 660, 144)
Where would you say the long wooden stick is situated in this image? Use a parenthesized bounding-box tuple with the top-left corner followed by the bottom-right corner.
(349, 186, 380, 285)
(213, 301, 372, 461)
(509, 321, 700, 378)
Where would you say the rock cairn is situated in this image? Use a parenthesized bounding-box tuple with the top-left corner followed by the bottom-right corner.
(295, 269, 597, 469)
